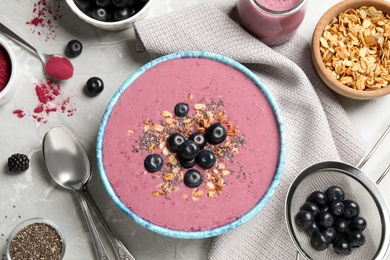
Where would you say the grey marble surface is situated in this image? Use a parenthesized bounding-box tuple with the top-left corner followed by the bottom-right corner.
(0, 0, 390, 259)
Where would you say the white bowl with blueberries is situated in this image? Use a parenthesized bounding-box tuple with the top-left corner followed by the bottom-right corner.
(66, 0, 155, 31)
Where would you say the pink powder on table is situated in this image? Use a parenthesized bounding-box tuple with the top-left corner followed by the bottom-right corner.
(0, 45, 12, 92)
(44, 56, 73, 80)
(26, 0, 67, 41)
(12, 79, 76, 124)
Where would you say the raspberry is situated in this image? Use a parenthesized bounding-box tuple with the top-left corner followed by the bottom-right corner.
(8, 153, 30, 172)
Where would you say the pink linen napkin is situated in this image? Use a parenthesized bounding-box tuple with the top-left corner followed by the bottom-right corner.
(134, 2, 365, 259)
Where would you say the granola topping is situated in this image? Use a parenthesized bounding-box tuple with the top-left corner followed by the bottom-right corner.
(130, 95, 246, 200)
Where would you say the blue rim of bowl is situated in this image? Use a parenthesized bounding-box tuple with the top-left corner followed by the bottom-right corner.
(96, 51, 286, 239)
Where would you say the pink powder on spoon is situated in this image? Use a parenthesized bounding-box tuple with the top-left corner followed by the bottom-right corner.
(44, 56, 73, 80)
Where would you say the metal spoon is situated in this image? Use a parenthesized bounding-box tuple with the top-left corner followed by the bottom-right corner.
(43, 126, 136, 260)
(0, 22, 73, 80)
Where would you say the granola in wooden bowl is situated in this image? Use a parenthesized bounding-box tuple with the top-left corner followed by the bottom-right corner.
(312, 0, 390, 99)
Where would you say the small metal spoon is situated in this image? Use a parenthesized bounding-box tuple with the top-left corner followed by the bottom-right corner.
(43, 126, 136, 260)
(0, 22, 73, 80)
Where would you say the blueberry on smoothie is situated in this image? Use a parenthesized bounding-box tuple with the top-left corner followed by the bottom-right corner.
(205, 123, 227, 145)
(196, 150, 216, 169)
(167, 133, 186, 153)
(184, 169, 203, 188)
(189, 132, 207, 150)
(174, 102, 189, 117)
(144, 154, 163, 172)
(178, 140, 199, 160)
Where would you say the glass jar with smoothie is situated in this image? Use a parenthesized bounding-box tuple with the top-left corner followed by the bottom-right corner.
(237, 0, 308, 46)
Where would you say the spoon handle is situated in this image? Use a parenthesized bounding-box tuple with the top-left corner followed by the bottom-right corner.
(74, 189, 112, 260)
(85, 188, 136, 260)
(0, 22, 40, 58)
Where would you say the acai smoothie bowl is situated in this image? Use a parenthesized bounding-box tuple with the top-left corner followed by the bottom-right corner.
(96, 51, 285, 239)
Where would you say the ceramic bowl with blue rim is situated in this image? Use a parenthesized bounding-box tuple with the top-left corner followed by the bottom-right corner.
(97, 51, 285, 239)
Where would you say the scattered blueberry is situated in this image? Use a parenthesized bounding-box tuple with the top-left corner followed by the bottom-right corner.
(196, 150, 216, 169)
(307, 191, 328, 209)
(342, 200, 360, 220)
(205, 123, 227, 145)
(167, 133, 186, 153)
(349, 216, 367, 232)
(92, 7, 109, 21)
(65, 40, 83, 58)
(179, 157, 196, 169)
(189, 132, 207, 150)
(178, 140, 199, 160)
(310, 232, 329, 251)
(85, 77, 104, 96)
(183, 169, 203, 188)
(333, 238, 351, 255)
(174, 102, 189, 117)
(325, 186, 345, 203)
(144, 154, 163, 172)
(8, 153, 30, 172)
(294, 210, 314, 230)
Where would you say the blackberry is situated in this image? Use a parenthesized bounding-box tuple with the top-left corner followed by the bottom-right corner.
(8, 153, 30, 172)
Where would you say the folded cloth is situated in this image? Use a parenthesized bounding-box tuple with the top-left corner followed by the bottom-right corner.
(134, 2, 365, 259)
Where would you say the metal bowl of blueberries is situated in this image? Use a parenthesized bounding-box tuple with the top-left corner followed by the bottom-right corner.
(66, 0, 155, 31)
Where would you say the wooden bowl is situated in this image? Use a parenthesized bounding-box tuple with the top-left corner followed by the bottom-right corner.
(312, 0, 390, 100)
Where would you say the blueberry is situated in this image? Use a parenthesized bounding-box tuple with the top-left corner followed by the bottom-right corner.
(299, 202, 321, 218)
(307, 191, 328, 209)
(85, 77, 104, 96)
(346, 231, 366, 248)
(306, 221, 319, 235)
(144, 154, 163, 172)
(179, 140, 200, 160)
(333, 218, 350, 235)
(92, 7, 108, 21)
(196, 150, 216, 169)
(316, 211, 334, 230)
(189, 132, 207, 150)
(74, 0, 92, 12)
(167, 133, 186, 153)
(349, 216, 367, 231)
(321, 226, 337, 244)
(112, 0, 129, 7)
(65, 40, 83, 58)
(325, 186, 345, 204)
(329, 201, 345, 217)
(342, 200, 360, 220)
(310, 232, 329, 251)
(96, 0, 110, 7)
(184, 169, 203, 188)
(179, 157, 196, 169)
(294, 210, 314, 230)
(174, 102, 189, 117)
(205, 123, 227, 145)
(333, 238, 351, 255)
(113, 7, 135, 21)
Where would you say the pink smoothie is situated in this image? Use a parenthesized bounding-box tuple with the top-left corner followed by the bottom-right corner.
(102, 57, 281, 232)
(237, 0, 307, 45)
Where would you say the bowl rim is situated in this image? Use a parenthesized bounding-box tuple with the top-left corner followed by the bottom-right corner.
(6, 217, 66, 260)
(96, 51, 286, 239)
(312, 0, 390, 100)
(0, 37, 17, 102)
(65, 0, 155, 28)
